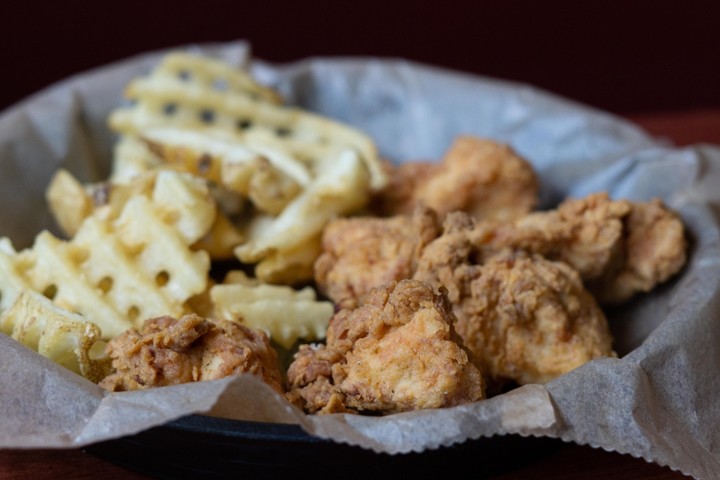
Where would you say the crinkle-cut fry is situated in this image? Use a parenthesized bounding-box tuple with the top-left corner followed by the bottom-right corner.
(108, 52, 386, 191)
(46, 169, 94, 238)
(235, 148, 370, 263)
(212, 283, 316, 304)
(210, 283, 332, 349)
(2, 290, 109, 383)
(254, 234, 321, 285)
(0, 238, 32, 324)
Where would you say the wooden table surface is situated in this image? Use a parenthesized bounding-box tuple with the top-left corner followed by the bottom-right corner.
(0, 442, 691, 479)
(1, 111, 716, 479)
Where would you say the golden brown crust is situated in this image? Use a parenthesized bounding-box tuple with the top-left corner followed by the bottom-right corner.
(371, 136, 539, 221)
(314, 206, 441, 305)
(587, 198, 687, 304)
(99, 314, 284, 393)
(417, 251, 615, 385)
(286, 279, 485, 414)
(315, 192, 687, 310)
(471, 193, 687, 304)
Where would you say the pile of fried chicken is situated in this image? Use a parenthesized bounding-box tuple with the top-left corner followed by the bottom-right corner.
(100, 136, 688, 416)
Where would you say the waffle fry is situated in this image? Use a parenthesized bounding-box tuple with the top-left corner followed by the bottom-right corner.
(156, 52, 282, 105)
(211, 281, 333, 349)
(0, 238, 31, 319)
(45, 169, 94, 238)
(104, 52, 387, 284)
(235, 148, 370, 263)
(1, 290, 109, 382)
(108, 52, 385, 190)
(11, 171, 214, 339)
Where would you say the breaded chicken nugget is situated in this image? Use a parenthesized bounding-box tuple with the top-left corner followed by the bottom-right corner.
(286, 279, 485, 414)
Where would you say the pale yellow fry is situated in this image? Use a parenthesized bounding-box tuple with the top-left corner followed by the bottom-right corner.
(235, 148, 369, 262)
(110, 135, 162, 184)
(254, 234, 321, 285)
(217, 299, 333, 349)
(151, 170, 217, 244)
(158, 52, 282, 105)
(0, 238, 32, 330)
(23, 231, 134, 339)
(193, 210, 245, 260)
(3, 290, 108, 382)
(73, 217, 184, 323)
(245, 156, 301, 215)
(45, 169, 94, 238)
(211, 284, 316, 309)
(116, 196, 210, 303)
(141, 126, 313, 189)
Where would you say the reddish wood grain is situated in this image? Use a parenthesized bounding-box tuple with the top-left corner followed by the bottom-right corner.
(0, 443, 690, 479)
(626, 109, 720, 147)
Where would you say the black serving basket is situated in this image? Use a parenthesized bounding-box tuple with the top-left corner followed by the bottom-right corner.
(85, 414, 562, 479)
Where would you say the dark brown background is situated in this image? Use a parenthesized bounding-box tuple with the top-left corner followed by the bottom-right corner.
(2, 0, 720, 115)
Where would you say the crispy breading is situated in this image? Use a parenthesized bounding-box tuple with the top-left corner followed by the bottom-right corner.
(371, 136, 538, 221)
(415, 251, 615, 385)
(472, 192, 632, 281)
(471, 193, 687, 304)
(322, 192, 687, 308)
(314, 206, 441, 305)
(286, 279, 485, 414)
(99, 314, 283, 393)
(586, 198, 688, 304)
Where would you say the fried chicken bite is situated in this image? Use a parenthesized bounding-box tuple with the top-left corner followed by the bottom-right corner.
(415, 251, 615, 385)
(286, 279, 485, 414)
(314, 206, 441, 305)
(99, 314, 284, 393)
(585, 198, 688, 304)
(371, 136, 539, 222)
(472, 192, 687, 304)
(316, 192, 686, 310)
